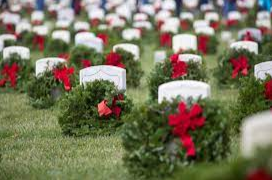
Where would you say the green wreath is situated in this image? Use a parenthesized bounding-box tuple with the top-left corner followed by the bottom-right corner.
(197, 33, 218, 55)
(44, 38, 69, 57)
(0, 53, 32, 92)
(232, 75, 272, 133)
(214, 49, 265, 88)
(148, 56, 208, 101)
(58, 80, 133, 136)
(122, 97, 229, 178)
(27, 63, 76, 109)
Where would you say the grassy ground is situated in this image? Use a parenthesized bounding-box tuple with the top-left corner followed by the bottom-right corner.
(0, 37, 239, 179)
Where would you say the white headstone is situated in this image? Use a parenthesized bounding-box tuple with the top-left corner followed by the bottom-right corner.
(140, 4, 155, 16)
(158, 80, 211, 103)
(79, 65, 126, 90)
(73, 21, 90, 32)
(55, 20, 72, 29)
(32, 25, 48, 36)
(133, 13, 148, 21)
(3, 13, 20, 25)
(133, 21, 152, 30)
(122, 28, 141, 41)
(183, 0, 199, 8)
(241, 111, 272, 157)
(35, 57, 66, 76)
(205, 12, 219, 22)
(256, 19, 271, 29)
(228, 11, 242, 20)
(75, 33, 103, 53)
(52, 30, 71, 44)
(178, 54, 202, 63)
(230, 41, 258, 54)
(155, 10, 171, 22)
(257, 11, 270, 20)
(221, 31, 232, 42)
(57, 8, 74, 23)
(16, 22, 31, 34)
(193, 20, 209, 29)
(116, 4, 132, 20)
(161, 17, 180, 34)
(180, 12, 194, 20)
(161, 0, 176, 11)
(254, 61, 272, 80)
(200, 3, 214, 12)
(154, 50, 167, 63)
(238, 28, 262, 42)
(0, 34, 17, 51)
(172, 34, 197, 53)
(31, 11, 44, 22)
(88, 8, 105, 20)
(113, 43, 140, 60)
(195, 26, 215, 35)
(3, 46, 30, 60)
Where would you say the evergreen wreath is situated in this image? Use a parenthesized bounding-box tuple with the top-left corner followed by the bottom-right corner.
(27, 63, 76, 109)
(58, 80, 133, 136)
(44, 38, 69, 57)
(214, 49, 265, 88)
(122, 97, 229, 178)
(0, 53, 32, 92)
(148, 54, 208, 101)
(232, 75, 272, 133)
(197, 33, 218, 55)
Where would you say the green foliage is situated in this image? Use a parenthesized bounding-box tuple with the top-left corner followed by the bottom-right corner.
(207, 35, 218, 54)
(44, 39, 69, 56)
(172, 146, 272, 180)
(27, 64, 76, 109)
(0, 53, 32, 92)
(214, 49, 263, 88)
(148, 59, 208, 101)
(4, 40, 16, 47)
(261, 42, 272, 56)
(58, 80, 133, 136)
(69, 45, 105, 69)
(231, 76, 272, 133)
(19, 31, 34, 48)
(122, 98, 229, 178)
(245, 2, 258, 27)
(115, 48, 144, 87)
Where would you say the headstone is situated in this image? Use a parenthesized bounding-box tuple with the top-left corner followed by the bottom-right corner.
(172, 34, 197, 53)
(221, 31, 232, 42)
(0, 34, 17, 51)
(122, 29, 141, 41)
(113, 43, 140, 60)
(79, 65, 126, 90)
(73, 21, 90, 32)
(31, 11, 44, 23)
(55, 20, 72, 29)
(2, 13, 20, 25)
(256, 19, 271, 29)
(238, 28, 262, 42)
(161, 0, 176, 11)
(195, 26, 215, 35)
(32, 25, 48, 36)
(180, 12, 194, 21)
(158, 80, 211, 103)
(140, 4, 155, 16)
(200, 3, 214, 12)
(133, 21, 152, 30)
(161, 17, 180, 34)
(3, 46, 30, 60)
(116, 4, 132, 20)
(57, 8, 74, 23)
(133, 13, 148, 21)
(257, 11, 270, 20)
(154, 50, 167, 63)
(193, 20, 209, 29)
(35, 57, 66, 76)
(178, 54, 202, 63)
(88, 8, 105, 20)
(183, 0, 199, 8)
(155, 10, 171, 22)
(205, 12, 219, 22)
(241, 111, 272, 157)
(52, 30, 70, 44)
(230, 41, 258, 54)
(254, 61, 272, 80)
(16, 22, 31, 34)
(228, 11, 242, 21)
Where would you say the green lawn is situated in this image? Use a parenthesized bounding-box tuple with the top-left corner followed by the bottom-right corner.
(0, 38, 239, 179)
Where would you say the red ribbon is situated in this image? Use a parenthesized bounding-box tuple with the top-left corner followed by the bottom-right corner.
(247, 169, 272, 180)
(265, 79, 272, 101)
(259, 27, 269, 35)
(160, 32, 172, 47)
(157, 20, 164, 30)
(90, 18, 100, 27)
(5, 23, 15, 34)
(180, 20, 189, 30)
(170, 54, 187, 79)
(226, 19, 239, 27)
(97, 33, 109, 45)
(33, 35, 45, 51)
(81, 59, 92, 68)
(198, 35, 210, 55)
(210, 21, 220, 30)
(168, 102, 205, 157)
(105, 52, 125, 69)
(242, 31, 254, 41)
(32, 20, 43, 25)
(58, 53, 70, 61)
(230, 55, 250, 79)
(98, 94, 124, 118)
(53, 67, 74, 91)
(0, 63, 19, 88)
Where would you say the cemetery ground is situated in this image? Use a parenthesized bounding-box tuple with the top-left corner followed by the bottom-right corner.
(0, 39, 239, 179)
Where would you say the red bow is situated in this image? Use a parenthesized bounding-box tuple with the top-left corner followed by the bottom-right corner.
(226, 19, 238, 27)
(81, 59, 92, 68)
(33, 35, 45, 51)
(105, 52, 125, 68)
(58, 53, 70, 61)
(0, 63, 19, 88)
(168, 102, 205, 157)
(53, 67, 74, 91)
(243, 31, 254, 41)
(259, 27, 269, 35)
(160, 33, 172, 47)
(180, 20, 189, 30)
(90, 18, 100, 27)
(170, 54, 187, 79)
(247, 169, 272, 180)
(32, 20, 43, 25)
(97, 33, 109, 45)
(265, 79, 272, 101)
(230, 55, 250, 79)
(98, 94, 124, 118)
(210, 21, 220, 30)
(157, 20, 164, 30)
(198, 35, 210, 55)
(5, 23, 15, 33)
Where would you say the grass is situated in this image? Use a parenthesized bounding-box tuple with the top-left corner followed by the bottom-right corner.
(0, 36, 239, 179)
